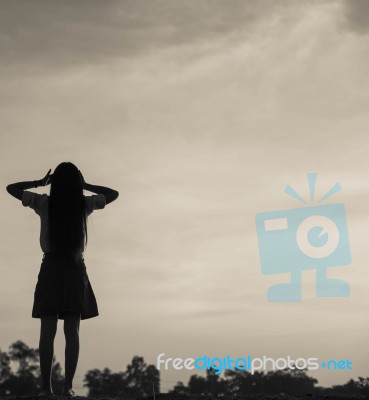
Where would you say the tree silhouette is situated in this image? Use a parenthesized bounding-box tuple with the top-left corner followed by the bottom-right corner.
(356, 376, 369, 394)
(224, 369, 265, 395)
(264, 369, 317, 395)
(0, 349, 11, 395)
(84, 355, 160, 399)
(0, 340, 64, 395)
(317, 376, 369, 396)
(124, 356, 160, 398)
(171, 368, 228, 395)
(2, 340, 369, 397)
(171, 367, 318, 396)
(84, 368, 126, 397)
(8, 340, 40, 395)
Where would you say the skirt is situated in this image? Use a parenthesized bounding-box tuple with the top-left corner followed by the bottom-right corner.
(32, 251, 99, 320)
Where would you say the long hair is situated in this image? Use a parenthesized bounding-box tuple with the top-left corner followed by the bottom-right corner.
(48, 162, 88, 258)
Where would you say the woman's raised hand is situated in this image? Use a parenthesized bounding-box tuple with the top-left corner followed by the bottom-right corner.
(39, 169, 53, 186)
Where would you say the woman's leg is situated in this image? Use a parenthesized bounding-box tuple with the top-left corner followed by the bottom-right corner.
(63, 312, 81, 394)
(39, 314, 58, 394)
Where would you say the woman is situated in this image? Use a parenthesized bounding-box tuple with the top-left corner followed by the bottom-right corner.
(6, 162, 119, 397)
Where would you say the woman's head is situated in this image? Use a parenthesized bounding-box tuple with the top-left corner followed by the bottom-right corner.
(50, 162, 83, 196)
(48, 162, 88, 258)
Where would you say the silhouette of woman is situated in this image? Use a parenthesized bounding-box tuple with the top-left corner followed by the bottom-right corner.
(6, 162, 119, 397)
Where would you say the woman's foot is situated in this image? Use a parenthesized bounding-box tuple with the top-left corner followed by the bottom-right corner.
(62, 388, 77, 397)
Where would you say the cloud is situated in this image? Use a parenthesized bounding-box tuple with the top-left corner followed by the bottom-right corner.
(0, 0, 300, 75)
(343, 0, 369, 33)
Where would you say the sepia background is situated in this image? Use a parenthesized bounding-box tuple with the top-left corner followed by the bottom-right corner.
(1, 0, 369, 394)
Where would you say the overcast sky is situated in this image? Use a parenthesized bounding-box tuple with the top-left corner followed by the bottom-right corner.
(1, 0, 369, 394)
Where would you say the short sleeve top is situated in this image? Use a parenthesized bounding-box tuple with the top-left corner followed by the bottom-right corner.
(21, 191, 106, 253)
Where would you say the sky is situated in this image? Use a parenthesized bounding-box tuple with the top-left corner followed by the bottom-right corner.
(1, 0, 369, 394)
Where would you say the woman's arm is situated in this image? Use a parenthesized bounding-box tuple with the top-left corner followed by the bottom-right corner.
(7, 181, 37, 201)
(79, 170, 118, 205)
(6, 170, 52, 201)
(83, 182, 119, 205)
